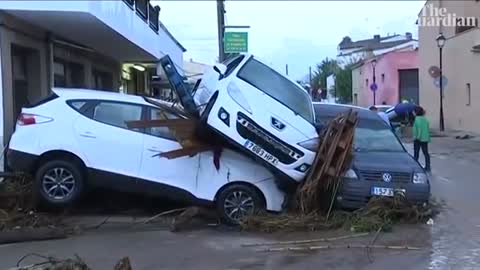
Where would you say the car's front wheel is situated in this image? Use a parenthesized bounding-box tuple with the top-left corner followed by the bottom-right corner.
(216, 184, 265, 225)
(34, 160, 84, 208)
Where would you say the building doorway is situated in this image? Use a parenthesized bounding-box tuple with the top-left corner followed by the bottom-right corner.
(399, 69, 419, 104)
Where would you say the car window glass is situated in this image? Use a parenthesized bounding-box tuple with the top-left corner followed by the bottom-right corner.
(70, 101, 87, 110)
(238, 58, 314, 123)
(222, 55, 245, 78)
(149, 108, 179, 140)
(92, 102, 142, 129)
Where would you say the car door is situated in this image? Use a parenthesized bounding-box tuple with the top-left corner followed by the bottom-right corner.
(138, 106, 199, 194)
(72, 100, 144, 178)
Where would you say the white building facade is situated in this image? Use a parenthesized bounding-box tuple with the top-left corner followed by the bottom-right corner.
(336, 33, 418, 68)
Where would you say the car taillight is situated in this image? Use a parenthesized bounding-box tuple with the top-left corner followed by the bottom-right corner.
(17, 113, 53, 126)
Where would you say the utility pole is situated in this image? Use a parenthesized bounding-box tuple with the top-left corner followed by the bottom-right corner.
(439, 43, 445, 131)
(309, 66, 312, 97)
(285, 64, 289, 76)
(216, 0, 226, 63)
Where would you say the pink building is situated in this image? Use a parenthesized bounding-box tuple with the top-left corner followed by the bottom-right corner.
(352, 49, 419, 107)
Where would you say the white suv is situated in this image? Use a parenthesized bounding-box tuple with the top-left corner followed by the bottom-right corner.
(191, 54, 319, 186)
(6, 88, 286, 224)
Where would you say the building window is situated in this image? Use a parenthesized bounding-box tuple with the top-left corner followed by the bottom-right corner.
(381, 73, 385, 83)
(93, 69, 113, 91)
(365, 78, 369, 87)
(53, 59, 85, 88)
(148, 4, 160, 32)
(455, 18, 478, 34)
(53, 61, 66, 87)
(136, 0, 148, 20)
(123, 0, 134, 8)
(467, 83, 471, 106)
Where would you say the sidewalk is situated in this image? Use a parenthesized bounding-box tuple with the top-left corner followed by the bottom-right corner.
(430, 129, 480, 141)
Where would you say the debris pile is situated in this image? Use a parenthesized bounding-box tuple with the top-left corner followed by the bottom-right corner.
(345, 194, 437, 232)
(0, 173, 67, 245)
(0, 173, 62, 231)
(296, 109, 357, 214)
(11, 254, 133, 270)
(242, 193, 439, 233)
(240, 110, 438, 233)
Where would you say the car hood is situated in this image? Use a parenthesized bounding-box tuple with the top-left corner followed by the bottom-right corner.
(352, 151, 422, 172)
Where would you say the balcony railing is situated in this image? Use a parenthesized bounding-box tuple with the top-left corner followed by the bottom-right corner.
(122, 0, 159, 34)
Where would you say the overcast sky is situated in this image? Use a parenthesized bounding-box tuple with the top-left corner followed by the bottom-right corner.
(155, 1, 426, 80)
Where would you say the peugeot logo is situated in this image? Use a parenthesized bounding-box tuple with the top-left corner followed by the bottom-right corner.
(382, 173, 392, 183)
(271, 117, 286, 131)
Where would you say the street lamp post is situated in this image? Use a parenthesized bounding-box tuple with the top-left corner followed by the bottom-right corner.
(371, 59, 377, 105)
(436, 33, 446, 132)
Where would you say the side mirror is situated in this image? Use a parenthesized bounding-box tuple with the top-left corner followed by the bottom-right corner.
(213, 64, 227, 79)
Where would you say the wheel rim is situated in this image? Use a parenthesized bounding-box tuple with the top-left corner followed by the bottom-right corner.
(224, 190, 255, 222)
(42, 167, 76, 200)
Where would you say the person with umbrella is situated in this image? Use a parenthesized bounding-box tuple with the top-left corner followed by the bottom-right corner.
(412, 106, 431, 172)
(369, 106, 391, 127)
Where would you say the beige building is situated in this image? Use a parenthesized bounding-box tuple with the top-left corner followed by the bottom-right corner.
(418, 0, 480, 133)
(351, 61, 364, 106)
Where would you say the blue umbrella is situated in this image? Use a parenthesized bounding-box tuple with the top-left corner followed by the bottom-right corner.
(393, 102, 418, 115)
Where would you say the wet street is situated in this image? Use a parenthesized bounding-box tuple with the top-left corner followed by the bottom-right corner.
(0, 136, 479, 270)
(424, 136, 480, 270)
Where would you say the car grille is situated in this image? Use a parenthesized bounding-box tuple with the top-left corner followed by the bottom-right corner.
(236, 112, 303, 165)
(358, 170, 412, 183)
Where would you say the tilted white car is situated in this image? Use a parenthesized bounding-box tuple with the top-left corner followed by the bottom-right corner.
(6, 88, 286, 224)
(190, 54, 319, 188)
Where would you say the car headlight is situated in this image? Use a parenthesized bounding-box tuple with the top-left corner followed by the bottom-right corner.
(344, 169, 358, 180)
(227, 82, 252, 114)
(413, 172, 428, 184)
(298, 137, 319, 152)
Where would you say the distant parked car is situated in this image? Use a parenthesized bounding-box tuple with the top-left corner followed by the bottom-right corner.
(168, 54, 319, 188)
(375, 105, 393, 113)
(7, 88, 286, 224)
(385, 103, 417, 127)
(313, 102, 430, 208)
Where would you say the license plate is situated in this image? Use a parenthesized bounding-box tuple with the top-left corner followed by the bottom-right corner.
(244, 140, 279, 166)
(371, 187, 394, 197)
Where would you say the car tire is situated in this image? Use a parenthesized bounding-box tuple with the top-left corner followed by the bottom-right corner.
(34, 159, 84, 208)
(216, 184, 265, 225)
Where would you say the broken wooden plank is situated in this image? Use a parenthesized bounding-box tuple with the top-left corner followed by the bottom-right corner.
(159, 145, 216, 159)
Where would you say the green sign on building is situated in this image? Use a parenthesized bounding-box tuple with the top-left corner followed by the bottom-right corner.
(224, 32, 248, 53)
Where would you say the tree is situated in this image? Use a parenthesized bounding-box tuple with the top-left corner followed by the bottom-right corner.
(332, 65, 353, 104)
(311, 58, 340, 99)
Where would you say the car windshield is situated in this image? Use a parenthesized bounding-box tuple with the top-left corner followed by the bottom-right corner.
(222, 55, 245, 78)
(237, 58, 314, 123)
(317, 115, 404, 153)
(354, 119, 405, 152)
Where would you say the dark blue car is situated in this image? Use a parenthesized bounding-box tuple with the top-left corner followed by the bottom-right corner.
(313, 103, 430, 208)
